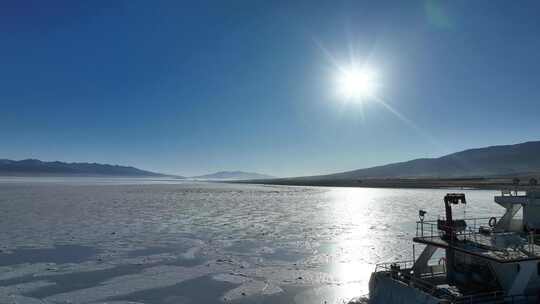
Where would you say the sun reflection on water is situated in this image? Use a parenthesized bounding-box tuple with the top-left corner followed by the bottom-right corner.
(322, 187, 389, 296)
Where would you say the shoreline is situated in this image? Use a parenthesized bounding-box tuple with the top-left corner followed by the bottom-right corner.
(236, 177, 539, 190)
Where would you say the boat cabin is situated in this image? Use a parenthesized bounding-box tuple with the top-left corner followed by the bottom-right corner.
(379, 191, 540, 303)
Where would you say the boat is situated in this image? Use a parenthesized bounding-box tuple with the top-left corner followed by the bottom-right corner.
(368, 190, 540, 303)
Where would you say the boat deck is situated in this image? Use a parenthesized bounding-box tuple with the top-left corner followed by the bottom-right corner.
(414, 223, 540, 262)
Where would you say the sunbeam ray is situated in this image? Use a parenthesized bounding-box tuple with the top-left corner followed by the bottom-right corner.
(374, 96, 447, 152)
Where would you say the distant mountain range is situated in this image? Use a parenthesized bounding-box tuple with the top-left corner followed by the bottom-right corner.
(330, 141, 540, 179)
(0, 160, 272, 180)
(0, 159, 174, 177)
(273, 140, 540, 182)
(5, 140, 540, 183)
(191, 171, 274, 180)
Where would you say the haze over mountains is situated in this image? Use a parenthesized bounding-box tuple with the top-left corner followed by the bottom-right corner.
(0, 159, 171, 177)
(280, 140, 540, 181)
(190, 171, 275, 180)
(0, 159, 274, 180)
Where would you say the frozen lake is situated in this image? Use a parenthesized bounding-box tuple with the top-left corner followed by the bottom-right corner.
(0, 178, 503, 303)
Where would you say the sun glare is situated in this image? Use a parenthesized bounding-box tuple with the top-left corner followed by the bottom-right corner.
(336, 67, 379, 100)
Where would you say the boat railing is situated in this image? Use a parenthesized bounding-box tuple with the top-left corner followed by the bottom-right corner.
(499, 189, 527, 197)
(375, 260, 454, 300)
(454, 291, 536, 304)
(416, 217, 494, 238)
(374, 259, 415, 272)
(375, 258, 447, 280)
(454, 290, 505, 304)
(416, 217, 540, 257)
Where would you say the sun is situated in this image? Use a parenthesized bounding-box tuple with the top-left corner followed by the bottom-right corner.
(336, 67, 379, 100)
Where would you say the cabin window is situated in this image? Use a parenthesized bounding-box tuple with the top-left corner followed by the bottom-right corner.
(517, 263, 520, 273)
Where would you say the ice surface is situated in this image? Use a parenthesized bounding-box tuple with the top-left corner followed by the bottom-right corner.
(0, 180, 501, 303)
(44, 264, 228, 303)
(0, 281, 56, 303)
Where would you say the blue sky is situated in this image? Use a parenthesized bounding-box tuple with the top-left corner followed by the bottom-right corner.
(2, 0, 540, 177)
